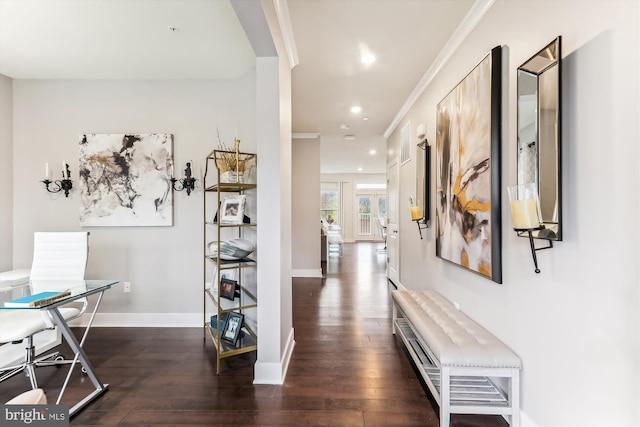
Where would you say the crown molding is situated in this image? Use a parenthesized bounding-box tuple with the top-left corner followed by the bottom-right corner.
(272, 0, 299, 69)
(384, 0, 496, 138)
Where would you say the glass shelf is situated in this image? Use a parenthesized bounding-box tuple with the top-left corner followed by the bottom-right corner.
(204, 256, 256, 268)
(205, 287, 257, 312)
(205, 322, 257, 355)
(205, 221, 257, 228)
(204, 182, 256, 192)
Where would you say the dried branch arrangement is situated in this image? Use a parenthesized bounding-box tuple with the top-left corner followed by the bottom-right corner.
(216, 129, 243, 172)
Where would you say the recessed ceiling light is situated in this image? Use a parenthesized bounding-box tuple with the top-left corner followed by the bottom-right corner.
(369, 149, 377, 155)
(350, 106, 362, 114)
(345, 135, 356, 141)
(361, 54, 376, 64)
(339, 124, 350, 130)
(357, 167, 363, 172)
(363, 117, 369, 121)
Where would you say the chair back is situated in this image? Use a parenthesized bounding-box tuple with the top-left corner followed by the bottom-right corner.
(30, 232, 89, 280)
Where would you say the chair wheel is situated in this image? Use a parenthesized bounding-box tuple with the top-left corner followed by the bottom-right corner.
(81, 367, 87, 374)
(54, 355, 65, 362)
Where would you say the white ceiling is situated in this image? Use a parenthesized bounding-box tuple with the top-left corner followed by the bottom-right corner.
(0, 0, 479, 174)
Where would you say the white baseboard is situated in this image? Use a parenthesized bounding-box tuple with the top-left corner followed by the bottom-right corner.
(253, 327, 295, 385)
(291, 268, 323, 278)
(70, 312, 202, 327)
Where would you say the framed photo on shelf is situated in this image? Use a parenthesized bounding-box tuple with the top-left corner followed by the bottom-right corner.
(220, 195, 246, 224)
(220, 277, 238, 301)
(211, 267, 237, 288)
(222, 312, 244, 345)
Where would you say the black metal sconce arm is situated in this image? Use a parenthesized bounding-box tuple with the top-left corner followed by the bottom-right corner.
(515, 226, 553, 273)
(414, 218, 429, 239)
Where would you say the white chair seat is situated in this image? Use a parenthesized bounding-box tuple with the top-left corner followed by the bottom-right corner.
(5, 388, 47, 404)
(0, 269, 31, 281)
(0, 308, 81, 343)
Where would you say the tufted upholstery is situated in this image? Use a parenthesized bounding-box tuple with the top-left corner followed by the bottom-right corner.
(392, 290, 521, 369)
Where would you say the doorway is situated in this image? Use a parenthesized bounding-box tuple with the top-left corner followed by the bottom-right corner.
(354, 185, 387, 241)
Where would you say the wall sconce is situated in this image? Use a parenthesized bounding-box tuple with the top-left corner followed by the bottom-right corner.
(508, 183, 553, 273)
(171, 161, 197, 196)
(409, 197, 428, 239)
(42, 162, 73, 197)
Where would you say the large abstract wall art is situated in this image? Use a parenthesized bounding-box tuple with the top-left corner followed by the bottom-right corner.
(435, 46, 502, 284)
(79, 134, 173, 227)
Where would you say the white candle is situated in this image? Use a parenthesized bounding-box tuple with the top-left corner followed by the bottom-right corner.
(62, 161, 66, 177)
(170, 164, 174, 178)
(45, 162, 50, 180)
(410, 205, 423, 221)
(510, 198, 540, 229)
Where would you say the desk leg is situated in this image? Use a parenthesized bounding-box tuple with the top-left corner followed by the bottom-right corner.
(47, 306, 108, 417)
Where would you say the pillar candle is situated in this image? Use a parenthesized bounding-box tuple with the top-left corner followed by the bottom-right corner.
(410, 205, 423, 221)
(45, 162, 50, 180)
(510, 198, 540, 229)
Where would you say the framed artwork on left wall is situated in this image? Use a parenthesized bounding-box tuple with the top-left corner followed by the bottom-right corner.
(435, 46, 502, 284)
(78, 133, 173, 227)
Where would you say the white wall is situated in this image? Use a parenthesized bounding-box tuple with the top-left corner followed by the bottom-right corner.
(11, 76, 256, 324)
(292, 137, 321, 277)
(0, 74, 13, 271)
(388, 1, 639, 426)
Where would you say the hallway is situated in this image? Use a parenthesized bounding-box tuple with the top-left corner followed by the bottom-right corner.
(0, 242, 506, 426)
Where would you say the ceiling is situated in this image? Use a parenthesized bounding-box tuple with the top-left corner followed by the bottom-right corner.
(0, 0, 479, 174)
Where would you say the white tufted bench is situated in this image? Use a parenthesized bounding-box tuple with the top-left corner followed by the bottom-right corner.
(392, 290, 521, 427)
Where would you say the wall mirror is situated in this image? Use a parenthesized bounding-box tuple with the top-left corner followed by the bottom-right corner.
(517, 36, 562, 241)
(416, 138, 430, 227)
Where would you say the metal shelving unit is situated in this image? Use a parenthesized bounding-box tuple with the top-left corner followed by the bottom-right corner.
(203, 149, 257, 374)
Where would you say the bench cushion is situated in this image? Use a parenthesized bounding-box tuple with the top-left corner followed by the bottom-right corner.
(393, 290, 521, 369)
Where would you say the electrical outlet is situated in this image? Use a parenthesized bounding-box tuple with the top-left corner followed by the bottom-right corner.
(124, 282, 131, 293)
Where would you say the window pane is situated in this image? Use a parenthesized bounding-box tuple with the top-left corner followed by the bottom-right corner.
(378, 196, 387, 220)
(358, 196, 372, 235)
(321, 182, 339, 224)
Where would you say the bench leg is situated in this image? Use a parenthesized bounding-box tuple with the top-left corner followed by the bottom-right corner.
(440, 366, 451, 427)
(510, 368, 520, 427)
(392, 303, 397, 334)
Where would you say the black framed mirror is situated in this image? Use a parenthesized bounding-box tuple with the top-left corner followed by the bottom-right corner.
(517, 36, 562, 241)
(417, 139, 430, 227)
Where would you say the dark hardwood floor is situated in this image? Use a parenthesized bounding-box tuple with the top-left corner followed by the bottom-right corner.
(0, 242, 507, 426)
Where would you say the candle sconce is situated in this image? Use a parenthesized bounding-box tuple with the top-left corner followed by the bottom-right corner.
(508, 183, 553, 273)
(42, 162, 73, 197)
(409, 197, 429, 239)
(171, 161, 197, 196)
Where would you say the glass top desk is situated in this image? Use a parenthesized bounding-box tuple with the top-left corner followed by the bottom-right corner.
(0, 279, 119, 416)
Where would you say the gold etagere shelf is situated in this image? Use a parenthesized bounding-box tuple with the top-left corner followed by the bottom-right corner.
(203, 148, 257, 374)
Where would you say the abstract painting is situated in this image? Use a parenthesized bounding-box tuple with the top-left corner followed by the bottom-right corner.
(435, 46, 502, 283)
(79, 134, 173, 226)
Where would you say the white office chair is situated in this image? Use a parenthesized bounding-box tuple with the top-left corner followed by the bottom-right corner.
(5, 388, 47, 404)
(0, 232, 90, 389)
